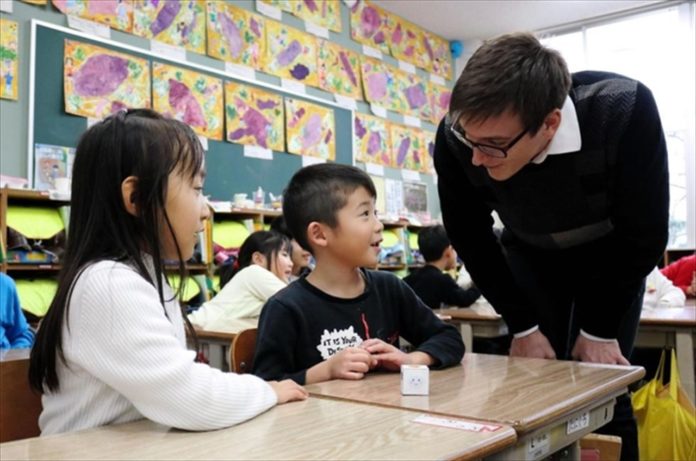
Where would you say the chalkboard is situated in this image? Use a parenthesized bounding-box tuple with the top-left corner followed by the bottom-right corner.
(31, 23, 353, 202)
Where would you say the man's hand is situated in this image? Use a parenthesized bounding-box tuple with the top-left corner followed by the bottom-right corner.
(571, 335, 629, 365)
(510, 330, 556, 359)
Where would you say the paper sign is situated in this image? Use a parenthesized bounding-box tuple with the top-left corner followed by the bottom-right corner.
(302, 156, 326, 166)
(281, 78, 306, 95)
(398, 60, 416, 74)
(67, 16, 111, 39)
(343, 0, 357, 7)
(402, 169, 421, 181)
(334, 94, 357, 110)
(86, 118, 100, 128)
(244, 145, 273, 160)
(362, 45, 383, 60)
(151, 40, 187, 61)
(305, 21, 329, 39)
(256, 1, 282, 20)
(527, 433, 551, 458)
(225, 62, 256, 81)
(370, 104, 387, 118)
(365, 163, 385, 176)
(197, 135, 208, 151)
(430, 74, 446, 86)
(0, 0, 13, 13)
(413, 415, 502, 433)
(566, 412, 590, 435)
(403, 115, 421, 127)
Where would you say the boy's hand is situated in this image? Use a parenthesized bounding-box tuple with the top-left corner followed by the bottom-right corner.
(327, 347, 376, 380)
(268, 379, 309, 404)
(360, 339, 434, 371)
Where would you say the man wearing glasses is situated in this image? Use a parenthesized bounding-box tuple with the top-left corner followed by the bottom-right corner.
(435, 33, 668, 461)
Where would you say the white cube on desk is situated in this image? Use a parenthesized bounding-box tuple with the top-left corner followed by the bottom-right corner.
(400, 364, 429, 395)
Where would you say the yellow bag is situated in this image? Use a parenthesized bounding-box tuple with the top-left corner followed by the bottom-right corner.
(632, 349, 696, 460)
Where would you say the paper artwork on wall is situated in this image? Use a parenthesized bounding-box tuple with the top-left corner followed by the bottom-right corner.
(285, 98, 335, 160)
(132, 0, 206, 54)
(389, 123, 426, 172)
(152, 62, 223, 140)
(0, 18, 18, 100)
(403, 181, 428, 216)
(225, 82, 284, 151)
(207, 2, 266, 70)
(34, 144, 75, 191)
(263, 21, 318, 86)
(349, 0, 391, 54)
(422, 130, 436, 175)
(317, 40, 362, 100)
(354, 113, 391, 167)
(360, 57, 404, 114)
(395, 70, 429, 120)
(64, 39, 150, 119)
(427, 81, 452, 125)
(422, 30, 451, 80)
(288, 0, 342, 32)
(388, 16, 428, 70)
(52, 0, 133, 32)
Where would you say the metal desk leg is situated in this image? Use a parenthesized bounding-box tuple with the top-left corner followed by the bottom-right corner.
(675, 331, 695, 402)
(460, 323, 473, 354)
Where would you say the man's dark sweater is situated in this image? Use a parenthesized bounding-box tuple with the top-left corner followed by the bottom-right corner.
(404, 265, 480, 309)
(252, 269, 464, 384)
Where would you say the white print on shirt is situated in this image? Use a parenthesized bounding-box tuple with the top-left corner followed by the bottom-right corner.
(316, 326, 364, 360)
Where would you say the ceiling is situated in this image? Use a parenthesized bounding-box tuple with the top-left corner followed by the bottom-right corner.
(370, 0, 667, 41)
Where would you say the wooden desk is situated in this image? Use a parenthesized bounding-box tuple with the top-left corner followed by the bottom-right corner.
(0, 349, 42, 442)
(306, 353, 644, 460)
(0, 397, 517, 461)
(191, 318, 258, 371)
(435, 307, 508, 352)
(636, 303, 695, 401)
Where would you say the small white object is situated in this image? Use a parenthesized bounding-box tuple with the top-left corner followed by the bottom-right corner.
(67, 16, 111, 38)
(256, 0, 282, 20)
(302, 156, 325, 167)
(362, 45, 382, 60)
(0, 0, 14, 13)
(400, 364, 429, 395)
(233, 193, 248, 208)
(225, 62, 256, 80)
(370, 104, 387, 118)
(86, 117, 101, 128)
(244, 145, 273, 160)
(398, 60, 416, 74)
(430, 74, 446, 86)
(305, 21, 329, 38)
(566, 411, 590, 435)
(403, 115, 421, 127)
(281, 78, 306, 94)
(334, 94, 357, 110)
(527, 433, 551, 458)
(151, 40, 186, 61)
(53, 177, 71, 193)
(342, 0, 357, 8)
(401, 169, 420, 181)
(197, 135, 208, 151)
(365, 163, 384, 177)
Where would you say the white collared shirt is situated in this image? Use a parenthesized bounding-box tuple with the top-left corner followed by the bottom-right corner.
(531, 96, 582, 164)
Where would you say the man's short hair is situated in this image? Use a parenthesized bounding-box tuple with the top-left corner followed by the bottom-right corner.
(283, 163, 377, 252)
(449, 32, 571, 135)
(418, 225, 451, 262)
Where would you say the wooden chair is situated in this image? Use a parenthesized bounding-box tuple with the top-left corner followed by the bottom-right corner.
(580, 433, 622, 461)
(0, 350, 42, 442)
(229, 328, 257, 374)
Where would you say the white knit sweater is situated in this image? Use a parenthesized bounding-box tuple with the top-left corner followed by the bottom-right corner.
(39, 259, 277, 435)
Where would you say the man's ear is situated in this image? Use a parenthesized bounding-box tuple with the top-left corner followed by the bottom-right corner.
(543, 108, 562, 137)
(121, 176, 139, 217)
(307, 221, 329, 249)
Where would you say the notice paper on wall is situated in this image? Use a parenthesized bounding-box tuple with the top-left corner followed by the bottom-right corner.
(305, 21, 329, 39)
(67, 16, 111, 39)
(226, 62, 256, 81)
(281, 79, 306, 95)
(365, 163, 385, 177)
(256, 1, 282, 20)
(362, 45, 383, 60)
(302, 156, 326, 167)
(244, 145, 273, 160)
(0, 0, 13, 13)
(151, 40, 186, 62)
(430, 74, 446, 86)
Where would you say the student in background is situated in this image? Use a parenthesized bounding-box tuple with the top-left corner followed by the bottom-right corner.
(643, 267, 686, 309)
(660, 254, 696, 298)
(270, 215, 313, 281)
(189, 230, 293, 330)
(0, 273, 35, 349)
(29, 109, 306, 436)
(404, 225, 480, 309)
(253, 164, 464, 384)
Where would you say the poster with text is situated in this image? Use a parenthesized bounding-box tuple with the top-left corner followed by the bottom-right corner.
(285, 98, 335, 160)
(152, 62, 223, 140)
(225, 82, 284, 151)
(64, 39, 150, 119)
(34, 144, 75, 191)
(133, 0, 206, 54)
(207, 2, 266, 70)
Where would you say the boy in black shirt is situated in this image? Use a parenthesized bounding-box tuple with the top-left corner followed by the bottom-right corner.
(404, 225, 480, 309)
(252, 164, 464, 384)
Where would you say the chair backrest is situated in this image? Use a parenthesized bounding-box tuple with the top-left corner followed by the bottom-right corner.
(0, 350, 42, 442)
(229, 328, 257, 374)
(580, 433, 622, 461)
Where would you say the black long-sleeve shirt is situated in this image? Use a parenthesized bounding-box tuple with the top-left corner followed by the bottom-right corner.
(435, 71, 669, 339)
(404, 265, 480, 309)
(252, 269, 464, 384)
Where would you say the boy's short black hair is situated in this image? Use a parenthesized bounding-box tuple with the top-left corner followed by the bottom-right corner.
(418, 225, 451, 262)
(283, 163, 377, 252)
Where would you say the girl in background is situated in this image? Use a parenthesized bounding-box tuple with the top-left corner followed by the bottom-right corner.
(188, 230, 292, 330)
(29, 109, 306, 436)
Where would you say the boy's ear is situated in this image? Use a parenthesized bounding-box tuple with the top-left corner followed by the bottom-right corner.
(121, 176, 139, 217)
(306, 221, 329, 249)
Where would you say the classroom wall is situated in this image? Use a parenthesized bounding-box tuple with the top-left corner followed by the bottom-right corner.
(0, 0, 452, 216)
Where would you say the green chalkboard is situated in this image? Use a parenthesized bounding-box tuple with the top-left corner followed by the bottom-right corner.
(32, 24, 353, 202)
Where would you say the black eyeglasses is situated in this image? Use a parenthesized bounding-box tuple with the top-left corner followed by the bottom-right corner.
(450, 123, 527, 159)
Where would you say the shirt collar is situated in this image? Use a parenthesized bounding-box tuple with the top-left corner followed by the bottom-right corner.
(531, 95, 582, 164)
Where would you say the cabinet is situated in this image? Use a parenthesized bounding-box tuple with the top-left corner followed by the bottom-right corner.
(379, 219, 427, 273)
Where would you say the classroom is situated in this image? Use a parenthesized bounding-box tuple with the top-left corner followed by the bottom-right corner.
(1, 0, 695, 460)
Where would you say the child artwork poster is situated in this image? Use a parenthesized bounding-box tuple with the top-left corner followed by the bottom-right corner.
(389, 123, 426, 172)
(132, 0, 206, 54)
(52, 0, 134, 32)
(206, 2, 265, 70)
(403, 181, 428, 216)
(34, 144, 75, 191)
(388, 16, 429, 71)
(317, 40, 362, 100)
(396, 70, 430, 120)
(0, 18, 18, 100)
(427, 81, 452, 125)
(349, 0, 391, 54)
(64, 39, 150, 119)
(285, 98, 335, 160)
(422, 30, 451, 80)
(263, 21, 318, 87)
(360, 57, 405, 114)
(225, 82, 284, 151)
(152, 62, 223, 140)
(284, 0, 342, 33)
(354, 113, 391, 167)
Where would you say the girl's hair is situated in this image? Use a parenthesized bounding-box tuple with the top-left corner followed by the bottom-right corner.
(219, 231, 291, 289)
(29, 109, 204, 393)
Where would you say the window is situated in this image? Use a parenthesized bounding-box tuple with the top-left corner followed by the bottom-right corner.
(541, 2, 696, 249)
